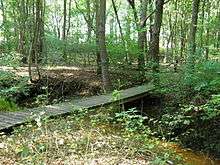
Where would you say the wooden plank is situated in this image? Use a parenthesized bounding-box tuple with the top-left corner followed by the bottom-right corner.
(1, 112, 30, 120)
(0, 84, 154, 131)
(0, 114, 23, 125)
(0, 121, 12, 129)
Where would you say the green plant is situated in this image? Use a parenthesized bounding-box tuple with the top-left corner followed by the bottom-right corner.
(0, 97, 19, 112)
(181, 61, 220, 97)
(0, 70, 29, 101)
(155, 94, 220, 157)
(111, 90, 121, 101)
(115, 108, 149, 132)
(0, 52, 21, 67)
(16, 145, 31, 158)
(35, 94, 49, 106)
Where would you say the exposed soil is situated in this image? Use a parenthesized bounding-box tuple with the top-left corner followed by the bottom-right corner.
(9, 66, 147, 107)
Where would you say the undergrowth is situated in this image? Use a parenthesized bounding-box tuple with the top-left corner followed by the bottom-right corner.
(0, 106, 185, 165)
(0, 70, 29, 102)
(156, 60, 220, 158)
(0, 98, 19, 112)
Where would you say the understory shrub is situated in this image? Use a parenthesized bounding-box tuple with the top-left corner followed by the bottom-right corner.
(115, 108, 149, 133)
(0, 52, 22, 67)
(181, 60, 220, 99)
(0, 97, 19, 112)
(0, 70, 29, 101)
(157, 94, 220, 157)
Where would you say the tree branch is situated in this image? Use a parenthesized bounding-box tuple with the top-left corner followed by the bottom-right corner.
(140, 0, 171, 28)
(74, 0, 95, 31)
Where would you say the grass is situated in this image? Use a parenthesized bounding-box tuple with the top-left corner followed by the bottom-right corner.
(0, 107, 185, 165)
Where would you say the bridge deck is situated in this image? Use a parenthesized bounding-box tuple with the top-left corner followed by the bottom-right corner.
(0, 84, 154, 131)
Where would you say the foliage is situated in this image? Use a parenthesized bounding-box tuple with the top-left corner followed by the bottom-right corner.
(34, 94, 49, 106)
(0, 97, 19, 112)
(155, 94, 220, 157)
(111, 89, 121, 101)
(0, 52, 21, 67)
(182, 61, 220, 96)
(0, 70, 29, 101)
(0, 0, 219, 161)
(0, 106, 184, 164)
(115, 108, 149, 132)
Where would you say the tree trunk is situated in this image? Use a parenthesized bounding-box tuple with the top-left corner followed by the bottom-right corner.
(180, 11, 187, 62)
(148, 0, 164, 86)
(18, 0, 27, 57)
(137, 0, 148, 72)
(148, 0, 153, 61)
(215, 1, 220, 49)
(0, 0, 8, 43)
(86, 0, 92, 42)
(149, 0, 164, 73)
(188, 0, 200, 68)
(205, 0, 210, 60)
(63, 0, 67, 61)
(127, 0, 148, 75)
(67, 0, 72, 36)
(98, 0, 113, 91)
(111, 0, 129, 63)
(199, 0, 205, 50)
(95, 0, 102, 75)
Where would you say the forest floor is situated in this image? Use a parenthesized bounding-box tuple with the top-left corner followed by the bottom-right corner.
(0, 66, 146, 107)
(0, 107, 184, 165)
(0, 105, 217, 165)
(1, 65, 220, 164)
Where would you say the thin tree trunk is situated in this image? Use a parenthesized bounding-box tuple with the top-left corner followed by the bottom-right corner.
(98, 0, 113, 91)
(111, 0, 129, 63)
(0, 0, 7, 42)
(67, 0, 72, 36)
(148, 0, 153, 61)
(86, 0, 92, 42)
(34, 0, 41, 80)
(205, 0, 210, 60)
(180, 11, 186, 62)
(215, 2, 220, 49)
(138, 0, 148, 72)
(18, 0, 26, 56)
(95, 0, 101, 75)
(63, 0, 67, 61)
(188, 0, 200, 69)
(127, 0, 147, 74)
(199, 0, 205, 50)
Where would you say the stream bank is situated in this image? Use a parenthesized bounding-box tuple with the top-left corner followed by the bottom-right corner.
(123, 94, 220, 164)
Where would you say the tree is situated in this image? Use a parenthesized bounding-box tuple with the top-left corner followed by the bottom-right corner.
(63, 0, 67, 61)
(28, 0, 45, 81)
(127, 0, 148, 73)
(111, 0, 129, 63)
(204, 0, 211, 60)
(149, 0, 165, 74)
(0, 0, 7, 43)
(95, 0, 102, 75)
(187, 0, 200, 69)
(97, 0, 113, 91)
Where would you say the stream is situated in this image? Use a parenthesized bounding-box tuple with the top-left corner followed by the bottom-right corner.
(162, 142, 220, 165)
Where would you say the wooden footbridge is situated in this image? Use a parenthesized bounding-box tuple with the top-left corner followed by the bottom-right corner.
(0, 84, 154, 131)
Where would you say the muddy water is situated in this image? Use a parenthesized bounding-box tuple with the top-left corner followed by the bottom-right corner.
(161, 142, 220, 165)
